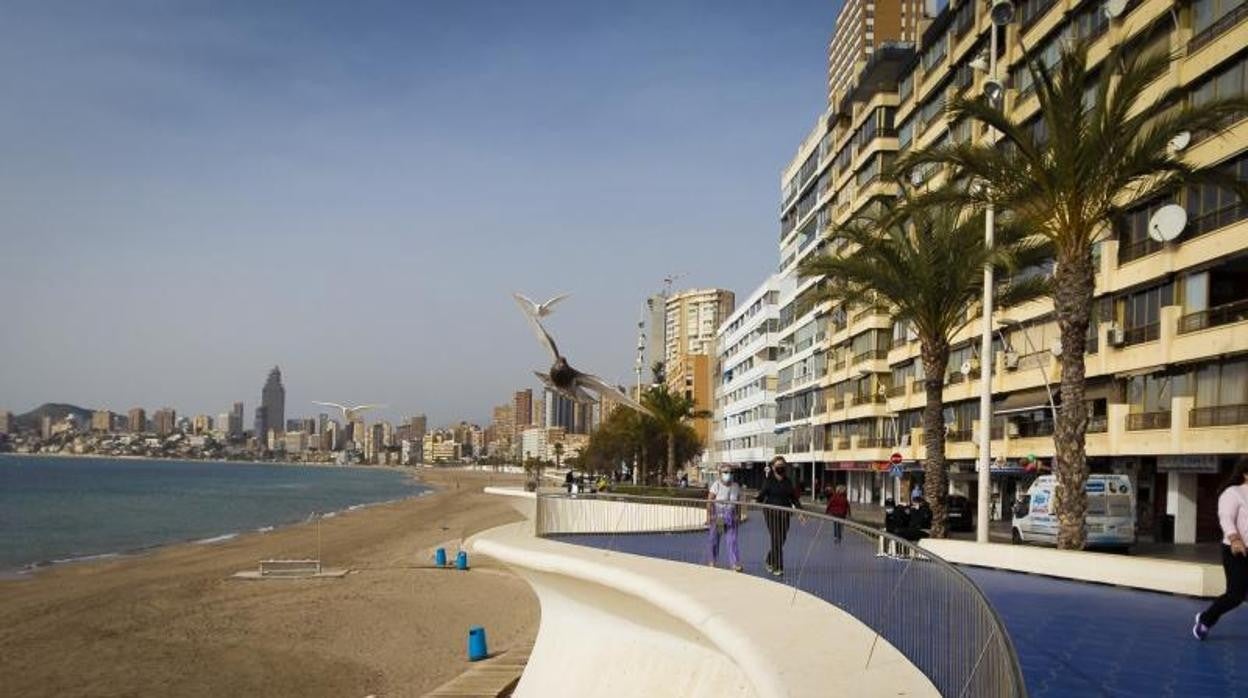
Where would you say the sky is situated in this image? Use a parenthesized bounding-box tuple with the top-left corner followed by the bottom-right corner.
(0, 0, 838, 427)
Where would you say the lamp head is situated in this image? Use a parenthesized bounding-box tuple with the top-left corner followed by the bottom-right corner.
(983, 78, 1005, 105)
(990, 0, 1016, 26)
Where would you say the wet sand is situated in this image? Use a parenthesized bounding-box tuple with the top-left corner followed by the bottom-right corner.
(0, 469, 538, 697)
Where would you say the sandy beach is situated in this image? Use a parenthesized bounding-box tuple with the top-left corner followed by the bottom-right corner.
(0, 469, 538, 697)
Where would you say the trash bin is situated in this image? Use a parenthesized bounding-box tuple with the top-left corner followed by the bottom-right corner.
(1157, 514, 1175, 544)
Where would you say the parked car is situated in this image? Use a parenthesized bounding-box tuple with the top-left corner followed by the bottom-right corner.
(944, 495, 974, 532)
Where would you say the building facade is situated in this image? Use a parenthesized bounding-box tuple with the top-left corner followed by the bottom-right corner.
(257, 366, 286, 441)
(825, 0, 926, 108)
(710, 275, 791, 486)
(0, 410, 13, 435)
(766, 0, 1248, 542)
(663, 288, 736, 477)
(152, 408, 177, 436)
(128, 407, 146, 434)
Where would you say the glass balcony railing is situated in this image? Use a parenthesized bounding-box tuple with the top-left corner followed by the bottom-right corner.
(1178, 298, 1248, 334)
(1127, 411, 1171, 431)
(1190, 404, 1248, 428)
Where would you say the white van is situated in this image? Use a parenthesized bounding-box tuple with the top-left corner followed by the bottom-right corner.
(1010, 474, 1136, 548)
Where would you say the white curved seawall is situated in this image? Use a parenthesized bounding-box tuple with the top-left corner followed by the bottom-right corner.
(482, 487, 707, 534)
(469, 521, 938, 698)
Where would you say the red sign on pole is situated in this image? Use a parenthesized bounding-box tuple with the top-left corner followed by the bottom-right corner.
(889, 452, 904, 466)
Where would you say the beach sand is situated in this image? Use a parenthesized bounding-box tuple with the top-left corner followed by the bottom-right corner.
(0, 469, 538, 698)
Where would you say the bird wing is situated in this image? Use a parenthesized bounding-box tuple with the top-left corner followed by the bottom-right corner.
(348, 404, 386, 413)
(312, 401, 347, 412)
(514, 294, 560, 359)
(576, 373, 652, 416)
(538, 293, 570, 314)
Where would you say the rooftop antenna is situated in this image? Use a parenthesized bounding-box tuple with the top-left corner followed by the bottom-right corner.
(662, 272, 685, 298)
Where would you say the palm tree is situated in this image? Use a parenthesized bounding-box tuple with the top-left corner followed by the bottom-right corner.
(643, 384, 711, 484)
(553, 441, 565, 471)
(900, 41, 1248, 548)
(799, 186, 1048, 537)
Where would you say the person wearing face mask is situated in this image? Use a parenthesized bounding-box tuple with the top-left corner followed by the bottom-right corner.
(706, 466, 742, 571)
(756, 456, 803, 576)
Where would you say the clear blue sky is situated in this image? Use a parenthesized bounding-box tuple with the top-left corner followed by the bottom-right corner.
(0, 0, 838, 426)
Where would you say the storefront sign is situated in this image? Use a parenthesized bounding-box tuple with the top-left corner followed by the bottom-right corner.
(1157, 455, 1219, 473)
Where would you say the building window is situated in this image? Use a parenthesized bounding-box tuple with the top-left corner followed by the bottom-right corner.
(1186, 153, 1248, 237)
(1192, 0, 1248, 40)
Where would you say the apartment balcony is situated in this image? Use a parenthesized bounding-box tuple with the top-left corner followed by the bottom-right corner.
(1190, 1, 1248, 52)
(1087, 415, 1109, 434)
(1122, 322, 1161, 347)
(1178, 298, 1248, 335)
(1190, 404, 1248, 428)
(1127, 411, 1172, 431)
(947, 428, 974, 443)
(856, 436, 888, 449)
(886, 383, 908, 398)
(852, 349, 889, 366)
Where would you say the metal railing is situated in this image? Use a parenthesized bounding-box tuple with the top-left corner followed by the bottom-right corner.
(1190, 3, 1248, 52)
(1127, 411, 1172, 431)
(1190, 404, 1248, 428)
(535, 493, 1027, 698)
(1178, 298, 1248, 334)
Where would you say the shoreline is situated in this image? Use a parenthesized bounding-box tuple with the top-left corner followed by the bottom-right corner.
(1, 455, 435, 576)
(0, 469, 538, 697)
(0, 450, 422, 471)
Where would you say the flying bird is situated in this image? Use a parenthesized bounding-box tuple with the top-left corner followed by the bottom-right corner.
(512, 292, 570, 319)
(312, 402, 387, 423)
(514, 293, 652, 416)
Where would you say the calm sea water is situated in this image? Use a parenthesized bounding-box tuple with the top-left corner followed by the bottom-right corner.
(0, 455, 429, 572)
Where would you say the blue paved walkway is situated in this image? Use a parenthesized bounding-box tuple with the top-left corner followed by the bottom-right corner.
(965, 566, 1248, 698)
(552, 514, 1248, 697)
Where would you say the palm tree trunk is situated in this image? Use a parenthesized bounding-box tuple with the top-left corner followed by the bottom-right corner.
(920, 340, 951, 538)
(666, 431, 676, 484)
(1052, 247, 1094, 550)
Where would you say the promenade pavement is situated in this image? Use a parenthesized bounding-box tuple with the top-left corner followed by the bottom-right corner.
(554, 510, 1247, 697)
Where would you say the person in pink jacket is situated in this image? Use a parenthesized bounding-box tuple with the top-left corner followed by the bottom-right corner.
(1194, 457, 1248, 640)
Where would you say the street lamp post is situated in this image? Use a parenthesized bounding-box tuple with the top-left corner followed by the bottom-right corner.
(978, 0, 1015, 543)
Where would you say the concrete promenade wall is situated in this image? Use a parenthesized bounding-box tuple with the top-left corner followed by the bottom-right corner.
(481, 487, 707, 534)
(920, 539, 1226, 597)
(469, 521, 937, 698)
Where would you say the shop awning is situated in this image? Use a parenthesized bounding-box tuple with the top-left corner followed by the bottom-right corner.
(994, 387, 1056, 415)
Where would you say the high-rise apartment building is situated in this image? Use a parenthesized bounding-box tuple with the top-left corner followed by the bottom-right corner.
(644, 294, 668, 380)
(256, 366, 285, 441)
(229, 402, 245, 439)
(545, 389, 576, 432)
(664, 288, 735, 476)
(192, 414, 214, 435)
(825, 0, 925, 108)
(91, 410, 116, 433)
(664, 289, 736, 367)
(710, 275, 791, 485)
(513, 389, 534, 431)
(0, 410, 13, 435)
(767, 0, 1248, 543)
(152, 408, 177, 436)
(128, 407, 147, 434)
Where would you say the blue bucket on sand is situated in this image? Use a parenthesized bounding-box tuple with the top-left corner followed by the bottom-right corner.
(434, 547, 447, 567)
(468, 626, 488, 661)
(456, 550, 469, 570)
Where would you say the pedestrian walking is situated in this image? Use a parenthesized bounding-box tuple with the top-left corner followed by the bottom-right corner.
(757, 456, 803, 576)
(1195, 457, 1248, 640)
(706, 467, 742, 571)
(825, 484, 850, 543)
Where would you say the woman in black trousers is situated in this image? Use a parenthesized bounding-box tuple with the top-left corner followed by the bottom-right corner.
(757, 456, 803, 577)
(1195, 457, 1248, 640)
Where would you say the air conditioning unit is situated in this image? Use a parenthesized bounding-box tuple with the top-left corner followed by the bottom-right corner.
(1004, 351, 1020, 370)
(1108, 323, 1125, 347)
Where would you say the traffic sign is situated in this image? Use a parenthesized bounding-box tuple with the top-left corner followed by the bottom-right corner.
(890, 452, 904, 466)
(890, 464, 904, 479)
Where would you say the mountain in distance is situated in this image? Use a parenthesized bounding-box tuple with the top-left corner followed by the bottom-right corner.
(15, 403, 95, 431)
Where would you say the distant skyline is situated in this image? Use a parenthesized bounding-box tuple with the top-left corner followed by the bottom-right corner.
(0, 1, 839, 425)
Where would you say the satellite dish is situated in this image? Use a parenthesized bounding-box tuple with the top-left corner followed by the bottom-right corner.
(1049, 338, 1063, 357)
(1148, 204, 1187, 243)
(969, 53, 990, 73)
(910, 168, 924, 187)
(1104, 0, 1128, 18)
(1168, 131, 1192, 153)
(960, 360, 973, 375)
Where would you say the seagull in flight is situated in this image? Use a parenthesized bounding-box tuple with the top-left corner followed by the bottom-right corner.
(514, 293, 652, 416)
(512, 292, 570, 319)
(312, 402, 387, 423)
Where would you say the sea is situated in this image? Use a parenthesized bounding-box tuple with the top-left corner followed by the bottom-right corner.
(0, 455, 430, 573)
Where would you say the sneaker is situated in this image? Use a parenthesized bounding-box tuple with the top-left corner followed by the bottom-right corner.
(771, 568, 784, 577)
(707, 561, 716, 568)
(1193, 613, 1210, 641)
(732, 564, 743, 572)
(764, 563, 773, 573)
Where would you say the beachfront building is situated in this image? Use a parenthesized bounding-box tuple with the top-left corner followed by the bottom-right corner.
(710, 275, 791, 488)
(128, 407, 146, 434)
(664, 288, 735, 479)
(764, 0, 1248, 541)
(0, 410, 13, 435)
(255, 366, 285, 441)
(152, 408, 177, 436)
(91, 410, 117, 433)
